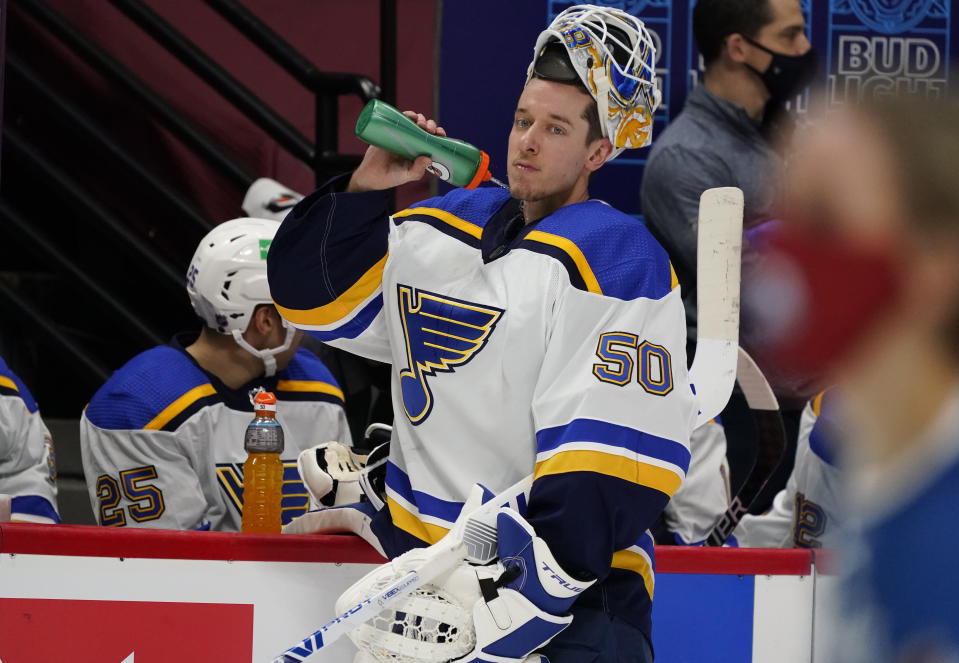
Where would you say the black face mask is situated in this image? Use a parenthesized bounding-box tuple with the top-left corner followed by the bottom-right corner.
(742, 36, 818, 105)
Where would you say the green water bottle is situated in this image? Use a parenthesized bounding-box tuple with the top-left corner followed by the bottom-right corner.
(354, 99, 503, 190)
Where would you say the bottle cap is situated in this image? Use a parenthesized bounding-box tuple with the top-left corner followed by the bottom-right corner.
(463, 151, 492, 190)
(253, 391, 277, 414)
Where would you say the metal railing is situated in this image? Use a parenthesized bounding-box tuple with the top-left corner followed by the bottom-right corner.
(0, 202, 164, 347)
(7, 53, 213, 235)
(202, 0, 385, 183)
(109, 0, 383, 185)
(108, 0, 316, 166)
(3, 128, 185, 296)
(0, 277, 112, 384)
(13, 0, 256, 189)
(3, 0, 393, 402)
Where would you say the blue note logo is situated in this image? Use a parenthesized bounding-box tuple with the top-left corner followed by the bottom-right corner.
(397, 285, 503, 425)
(846, 0, 940, 34)
(215, 460, 309, 524)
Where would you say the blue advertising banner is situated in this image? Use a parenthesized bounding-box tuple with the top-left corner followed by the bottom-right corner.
(440, 0, 955, 216)
(652, 572, 756, 661)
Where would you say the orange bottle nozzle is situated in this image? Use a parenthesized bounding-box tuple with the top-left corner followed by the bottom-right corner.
(464, 151, 492, 190)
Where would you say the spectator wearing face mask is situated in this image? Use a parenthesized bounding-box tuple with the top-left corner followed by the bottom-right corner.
(640, 0, 819, 513)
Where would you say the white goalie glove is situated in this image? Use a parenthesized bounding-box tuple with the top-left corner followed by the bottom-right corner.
(295, 424, 391, 510)
(335, 506, 594, 663)
(282, 426, 391, 556)
(297, 441, 367, 509)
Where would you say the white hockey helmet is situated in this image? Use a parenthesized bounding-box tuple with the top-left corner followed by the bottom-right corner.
(186, 217, 295, 376)
(526, 4, 661, 160)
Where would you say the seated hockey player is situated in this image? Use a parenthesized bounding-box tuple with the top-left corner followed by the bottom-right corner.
(732, 388, 841, 548)
(80, 217, 351, 531)
(268, 6, 697, 662)
(0, 355, 59, 524)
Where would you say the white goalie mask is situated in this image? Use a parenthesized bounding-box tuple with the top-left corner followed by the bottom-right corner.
(186, 217, 295, 377)
(526, 4, 661, 160)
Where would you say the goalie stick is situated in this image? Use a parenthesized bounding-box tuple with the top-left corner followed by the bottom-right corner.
(705, 346, 787, 546)
(689, 187, 744, 427)
(270, 474, 533, 663)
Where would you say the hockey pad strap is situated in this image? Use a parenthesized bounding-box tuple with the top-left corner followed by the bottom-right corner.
(496, 508, 596, 615)
(297, 441, 366, 508)
(363, 422, 393, 447)
(448, 509, 593, 663)
(357, 439, 390, 511)
(451, 583, 571, 663)
(281, 501, 386, 557)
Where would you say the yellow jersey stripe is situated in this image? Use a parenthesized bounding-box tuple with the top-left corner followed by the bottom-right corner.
(144, 384, 217, 431)
(418, 310, 489, 330)
(0, 376, 19, 392)
(670, 263, 679, 291)
(525, 230, 603, 295)
(275, 254, 387, 327)
(387, 496, 450, 545)
(611, 549, 655, 600)
(393, 207, 483, 240)
(217, 466, 243, 506)
(276, 380, 345, 402)
(811, 390, 829, 416)
(534, 450, 683, 497)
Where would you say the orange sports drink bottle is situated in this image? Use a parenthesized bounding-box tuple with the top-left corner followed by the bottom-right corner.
(241, 391, 285, 534)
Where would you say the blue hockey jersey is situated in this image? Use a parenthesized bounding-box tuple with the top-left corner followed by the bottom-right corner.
(80, 337, 351, 531)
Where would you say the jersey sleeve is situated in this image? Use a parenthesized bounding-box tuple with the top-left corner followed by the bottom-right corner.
(525, 258, 696, 583)
(267, 180, 395, 363)
(732, 482, 799, 549)
(662, 419, 731, 544)
(79, 350, 225, 530)
(0, 374, 59, 524)
(80, 415, 221, 530)
(733, 390, 840, 548)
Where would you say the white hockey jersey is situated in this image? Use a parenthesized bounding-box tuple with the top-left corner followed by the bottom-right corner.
(663, 419, 730, 544)
(733, 389, 841, 548)
(0, 356, 59, 523)
(269, 183, 697, 638)
(80, 338, 351, 531)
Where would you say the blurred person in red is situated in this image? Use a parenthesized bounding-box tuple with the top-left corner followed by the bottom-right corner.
(750, 93, 959, 661)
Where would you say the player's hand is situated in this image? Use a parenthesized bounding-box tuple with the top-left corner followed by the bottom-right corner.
(347, 111, 447, 193)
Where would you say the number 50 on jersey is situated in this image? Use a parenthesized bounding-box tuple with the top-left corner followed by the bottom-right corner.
(593, 332, 673, 396)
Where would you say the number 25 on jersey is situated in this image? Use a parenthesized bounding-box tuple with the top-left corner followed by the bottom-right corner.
(592, 332, 673, 396)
